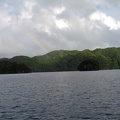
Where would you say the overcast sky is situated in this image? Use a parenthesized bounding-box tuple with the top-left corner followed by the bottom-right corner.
(0, 0, 120, 58)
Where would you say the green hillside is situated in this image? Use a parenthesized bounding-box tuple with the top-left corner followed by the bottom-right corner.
(0, 47, 120, 73)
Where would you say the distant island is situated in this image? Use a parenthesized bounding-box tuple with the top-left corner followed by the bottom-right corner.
(0, 47, 120, 74)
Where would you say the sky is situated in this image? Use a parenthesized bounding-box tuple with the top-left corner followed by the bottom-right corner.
(0, 0, 120, 58)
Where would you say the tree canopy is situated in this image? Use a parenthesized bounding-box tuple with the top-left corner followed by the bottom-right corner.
(0, 47, 120, 74)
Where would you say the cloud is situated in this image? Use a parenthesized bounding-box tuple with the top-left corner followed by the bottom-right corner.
(20, 0, 36, 20)
(0, 0, 120, 58)
(90, 11, 120, 30)
(53, 5, 65, 15)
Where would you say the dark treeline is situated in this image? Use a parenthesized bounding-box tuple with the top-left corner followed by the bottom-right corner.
(0, 61, 31, 74)
(0, 47, 120, 74)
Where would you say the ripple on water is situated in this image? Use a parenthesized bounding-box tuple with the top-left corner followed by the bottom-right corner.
(0, 71, 120, 119)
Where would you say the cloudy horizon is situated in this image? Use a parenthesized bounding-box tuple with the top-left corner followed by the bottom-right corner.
(0, 0, 120, 58)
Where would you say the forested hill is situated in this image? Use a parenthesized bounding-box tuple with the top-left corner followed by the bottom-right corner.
(0, 47, 120, 73)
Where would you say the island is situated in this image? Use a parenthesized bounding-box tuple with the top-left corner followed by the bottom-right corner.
(0, 47, 120, 74)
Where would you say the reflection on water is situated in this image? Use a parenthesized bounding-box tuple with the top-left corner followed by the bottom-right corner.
(0, 70, 120, 119)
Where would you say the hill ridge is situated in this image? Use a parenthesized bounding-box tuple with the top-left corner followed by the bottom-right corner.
(0, 47, 120, 73)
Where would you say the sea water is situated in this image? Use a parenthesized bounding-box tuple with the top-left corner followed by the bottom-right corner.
(0, 70, 120, 120)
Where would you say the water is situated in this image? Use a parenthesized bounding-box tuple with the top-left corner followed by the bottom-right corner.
(0, 70, 120, 120)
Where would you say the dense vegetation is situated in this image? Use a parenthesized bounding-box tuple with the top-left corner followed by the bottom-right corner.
(0, 61, 32, 74)
(0, 47, 120, 74)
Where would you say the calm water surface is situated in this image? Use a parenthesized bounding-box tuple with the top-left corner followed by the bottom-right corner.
(0, 70, 120, 120)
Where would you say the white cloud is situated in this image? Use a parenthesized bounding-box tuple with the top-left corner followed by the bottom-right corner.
(90, 11, 120, 30)
(20, 0, 36, 20)
(53, 5, 65, 15)
(55, 19, 69, 29)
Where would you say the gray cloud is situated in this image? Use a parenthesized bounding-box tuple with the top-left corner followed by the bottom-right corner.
(0, 0, 120, 58)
